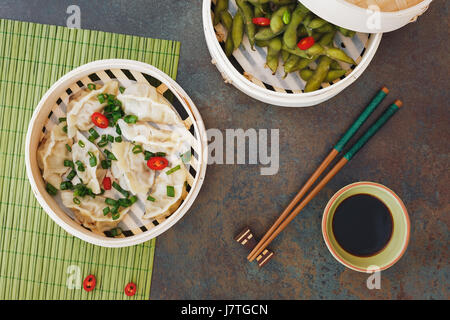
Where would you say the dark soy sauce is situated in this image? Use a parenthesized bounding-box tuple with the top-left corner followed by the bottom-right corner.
(332, 194, 393, 257)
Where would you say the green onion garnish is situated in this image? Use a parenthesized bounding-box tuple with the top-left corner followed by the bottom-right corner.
(46, 183, 58, 195)
(110, 227, 122, 236)
(73, 183, 90, 198)
(89, 155, 97, 167)
(115, 136, 122, 143)
(115, 124, 122, 135)
(87, 83, 96, 91)
(112, 181, 129, 198)
(89, 128, 99, 139)
(65, 144, 72, 152)
(64, 160, 74, 168)
(103, 207, 110, 216)
(76, 160, 85, 172)
(166, 165, 181, 175)
(147, 195, 155, 202)
(66, 170, 77, 181)
(180, 151, 191, 163)
(111, 213, 120, 220)
(107, 135, 114, 143)
(78, 140, 85, 148)
(105, 198, 117, 206)
(101, 159, 111, 169)
(60, 181, 73, 190)
(73, 197, 81, 205)
(111, 205, 119, 214)
(98, 140, 108, 148)
(62, 125, 68, 133)
(97, 93, 107, 104)
(119, 86, 125, 94)
(88, 135, 96, 142)
(166, 186, 175, 197)
(104, 150, 117, 161)
(130, 195, 138, 204)
(132, 145, 143, 154)
(118, 198, 132, 207)
(144, 151, 155, 160)
(58, 117, 66, 123)
(124, 115, 138, 124)
(156, 152, 166, 157)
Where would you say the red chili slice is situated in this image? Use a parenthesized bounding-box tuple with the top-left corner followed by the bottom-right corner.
(124, 282, 137, 297)
(252, 17, 271, 26)
(297, 36, 315, 50)
(83, 274, 96, 292)
(91, 112, 109, 128)
(147, 157, 168, 171)
(102, 177, 111, 190)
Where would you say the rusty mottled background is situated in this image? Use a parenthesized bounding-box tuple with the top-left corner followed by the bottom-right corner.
(1, 0, 448, 299)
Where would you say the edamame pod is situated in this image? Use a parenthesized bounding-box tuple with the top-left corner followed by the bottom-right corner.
(316, 23, 335, 33)
(300, 69, 314, 81)
(237, 0, 256, 50)
(281, 50, 290, 64)
(255, 40, 270, 47)
(284, 54, 301, 75)
(283, 5, 309, 49)
(326, 69, 347, 82)
(304, 56, 332, 92)
(255, 26, 286, 41)
(325, 47, 356, 65)
(220, 11, 233, 32)
(214, 0, 228, 26)
(308, 18, 327, 29)
(270, 6, 289, 33)
(232, 11, 244, 50)
(319, 31, 336, 46)
(225, 35, 234, 57)
(330, 60, 342, 70)
(337, 26, 356, 38)
(266, 37, 282, 74)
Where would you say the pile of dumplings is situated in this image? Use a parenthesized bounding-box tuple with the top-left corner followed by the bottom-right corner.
(37, 80, 192, 234)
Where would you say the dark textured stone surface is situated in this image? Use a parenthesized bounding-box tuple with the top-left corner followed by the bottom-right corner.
(1, 0, 448, 299)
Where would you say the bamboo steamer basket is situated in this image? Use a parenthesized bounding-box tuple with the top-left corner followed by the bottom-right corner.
(25, 59, 208, 248)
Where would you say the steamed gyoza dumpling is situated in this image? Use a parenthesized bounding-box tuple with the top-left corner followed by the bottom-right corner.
(143, 158, 187, 219)
(111, 141, 155, 196)
(117, 119, 191, 153)
(66, 81, 119, 138)
(72, 131, 106, 194)
(37, 123, 72, 188)
(61, 191, 129, 232)
(117, 83, 183, 125)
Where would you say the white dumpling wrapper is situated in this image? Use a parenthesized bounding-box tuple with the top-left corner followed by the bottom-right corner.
(110, 141, 155, 196)
(66, 81, 119, 138)
(61, 191, 129, 232)
(72, 131, 106, 194)
(117, 83, 183, 125)
(37, 123, 72, 188)
(143, 158, 187, 219)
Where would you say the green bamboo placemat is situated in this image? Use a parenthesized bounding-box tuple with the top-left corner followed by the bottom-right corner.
(0, 19, 180, 299)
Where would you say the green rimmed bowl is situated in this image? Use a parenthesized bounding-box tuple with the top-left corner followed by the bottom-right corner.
(322, 182, 410, 272)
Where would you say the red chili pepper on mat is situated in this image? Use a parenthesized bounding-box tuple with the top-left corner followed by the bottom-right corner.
(124, 282, 137, 297)
(83, 274, 96, 292)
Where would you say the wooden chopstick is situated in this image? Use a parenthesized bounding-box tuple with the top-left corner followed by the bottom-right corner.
(248, 87, 389, 261)
(249, 97, 402, 263)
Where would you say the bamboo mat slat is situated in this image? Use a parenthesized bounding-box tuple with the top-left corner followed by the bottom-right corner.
(0, 19, 181, 300)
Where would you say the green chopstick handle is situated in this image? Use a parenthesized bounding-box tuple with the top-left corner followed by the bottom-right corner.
(344, 102, 402, 161)
(334, 88, 388, 152)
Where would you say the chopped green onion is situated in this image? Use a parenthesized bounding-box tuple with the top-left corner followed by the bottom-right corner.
(46, 183, 58, 195)
(130, 195, 138, 204)
(112, 181, 129, 198)
(101, 159, 111, 169)
(104, 150, 117, 161)
(73, 197, 81, 205)
(99, 188, 105, 195)
(88, 135, 96, 142)
(180, 151, 191, 163)
(105, 198, 117, 206)
(62, 125, 68, 133)
(111, 205, 119, 214)
(76, 160, 85, 172)
(87, 83, 96, 91)
(89, 155, 97, 167)
(73, 183, 90, 197)
(66, 169, 77, 181)
(107, 135, 114, 143)
(60, 181, 73, 190)
(115, 136, 122, 143)
(144, 151, 155, 160)
(107, 94, 116, 102)
(156, 152, 166, 157)
(98, 140, 108, 148)
(132, 145, 143, 154)
(119, 86, 125, 94)
(64, 160, 74, 168)
(110, 227, 122, 236)
(97, 93, 108, 103)
(115, 124, 122, 135)
(89, 128, 100, 139)
(166, 186, 175, 197)
(147, 195, 155, 202)
(118, 198, 132, 207)
(124, 115, 138, 124)
(103, 207, 110, 216)
(111, 213, 121, 220)
(114, 99, 122, 107)
(78, 140, 85, 148)
(65, 144, 72, 152)
(87, 188, 96, 198)
(166, 165, 181, 175)
(58, 117, 66, 123)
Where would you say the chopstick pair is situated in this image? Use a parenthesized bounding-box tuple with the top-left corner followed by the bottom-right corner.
(248, 87, 403, 262)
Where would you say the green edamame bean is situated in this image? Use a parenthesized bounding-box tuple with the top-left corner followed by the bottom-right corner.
(316, 23, 335, 33)
(326, 69, 347, 82)
(225, 35, 234, 57)
(282, 10, 291, 24)
(325, 47, 356, 65)
(236, 0, 256, 50)
(305, 56, 332, 92)
(300, 69, 314, 81)
(281, 50, 290, 64)
(330, 60, 342, 70)
(297, 57, 313, 70)
(213, 0, 228, 26)
(255, 26, 286, 41)
(308, 18, 327, 29)
(232, 11, 244, 50)
(319, 31, 336, 46)
(337, 26, 356, 38)
(305, 43, 324, 56)
(271, 0, 297, 5)
(266, 37, 282, 74)
(220, 11, 233, 32)
(284, 54, 301, 75)
(255, 40, 270, 47)
(270, 6, 290, 34)
(283, 5, 309, 49)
